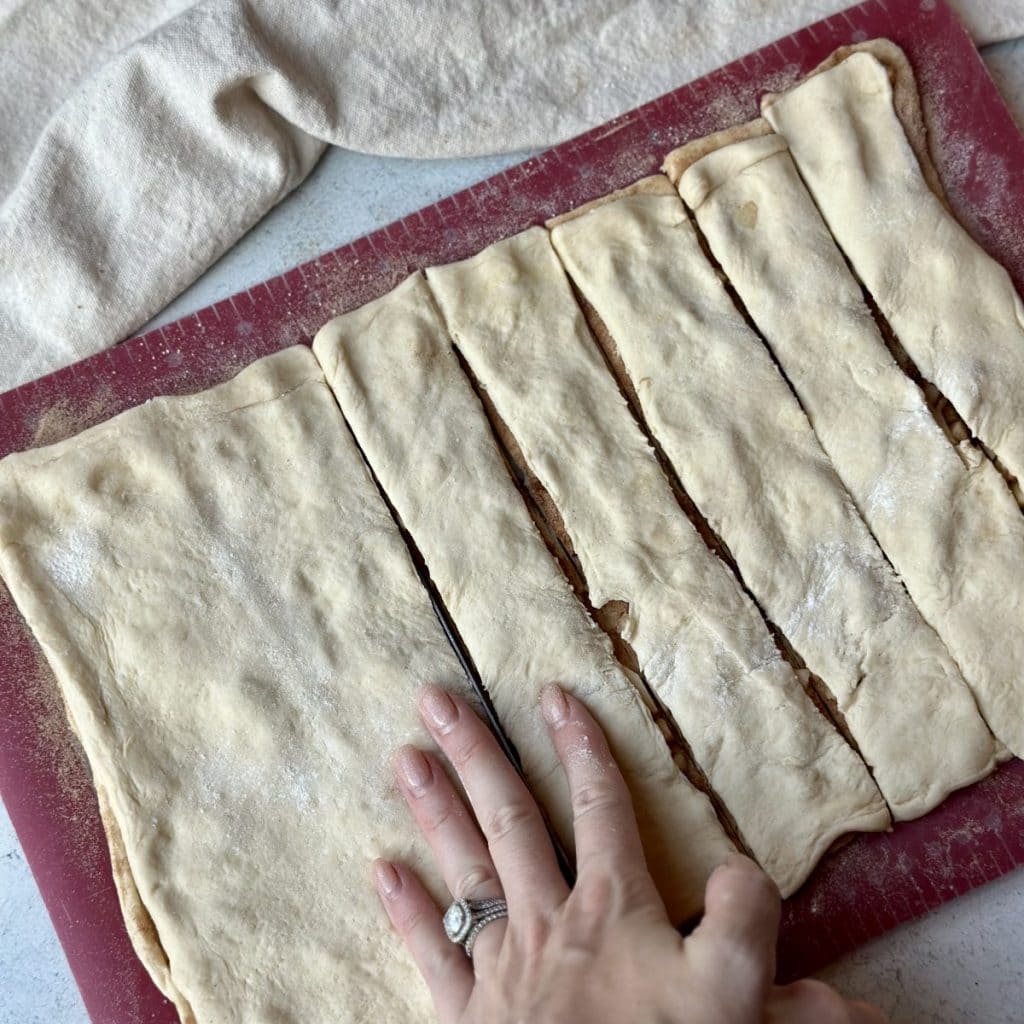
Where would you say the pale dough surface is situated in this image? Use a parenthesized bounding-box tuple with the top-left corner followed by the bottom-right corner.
(679, 135, 1024, 759)
(763, 50, 1024, 487)
(0, 346, 468, 1024)
(313, 274, 734, 924)
(425, 228, 889, 896)
(551, 182, 998, 818)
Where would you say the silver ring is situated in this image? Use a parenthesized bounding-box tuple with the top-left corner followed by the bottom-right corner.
(443, 896, 508, 957)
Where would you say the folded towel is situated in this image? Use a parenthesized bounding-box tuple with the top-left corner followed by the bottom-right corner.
(1, 0, 1020, 393)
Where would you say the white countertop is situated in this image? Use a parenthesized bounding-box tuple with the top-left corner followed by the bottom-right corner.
(2, 35, 1023, 1024)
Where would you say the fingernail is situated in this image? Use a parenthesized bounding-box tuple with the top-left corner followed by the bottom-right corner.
(373, 859, 401, 899)
(541, 684, 570, 729)
(396, 746, 432, 794)
(420, 686, 457, 732)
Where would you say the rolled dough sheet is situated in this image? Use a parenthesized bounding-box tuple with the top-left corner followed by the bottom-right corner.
(425, 229, 890, 896)
(0, 347, 467, 1024)
(677, 133, 1024, 759)
(762, 49, 1024, 488)
(313, 273, 734, 924)
(554, 174, 997, 818)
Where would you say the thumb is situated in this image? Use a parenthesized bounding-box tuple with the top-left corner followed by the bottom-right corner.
(689, 854, 781, 990)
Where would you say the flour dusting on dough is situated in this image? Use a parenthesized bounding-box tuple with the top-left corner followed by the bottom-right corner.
(41, 526, 102, 613)
(782, 540, 898, 657)
(863, 405, 944, 521)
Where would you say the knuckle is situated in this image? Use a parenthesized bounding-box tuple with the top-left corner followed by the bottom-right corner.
(509, 913, 551, 958)
(615, 866, 658, 909)
(714, 856, 779, 907)
(394, 903, 431, 938)
(446, 726, 490, 773)
(571, 781, 620, 822)
(572, 872, 615, 918)
(484, 800, 536, 843)
(420, 794, 460, 834)
(455, 862, 500, 899)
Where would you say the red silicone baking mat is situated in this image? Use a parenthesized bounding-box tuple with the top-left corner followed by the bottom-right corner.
(2, 0, 1023, 1017)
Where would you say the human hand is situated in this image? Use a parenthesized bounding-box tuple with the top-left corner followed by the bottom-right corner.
(374, 683, 887, 1023)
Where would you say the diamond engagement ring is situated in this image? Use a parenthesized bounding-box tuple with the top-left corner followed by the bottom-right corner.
(443, 896, 508, 957)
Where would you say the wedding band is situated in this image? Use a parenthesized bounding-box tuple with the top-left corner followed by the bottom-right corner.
(443, 896, 508, 957)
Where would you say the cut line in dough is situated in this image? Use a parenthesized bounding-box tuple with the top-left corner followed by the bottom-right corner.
(426, 228, 890, 895)
(677, 128, 1024, 760)
(763, 46, 1024, 490)
(314, 274, 736, 924)
(552, 177, 996, 819)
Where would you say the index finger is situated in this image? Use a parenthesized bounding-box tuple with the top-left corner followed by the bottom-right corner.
(540, 684, 655, 888)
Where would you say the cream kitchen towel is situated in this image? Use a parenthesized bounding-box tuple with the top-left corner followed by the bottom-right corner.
(1, 0, 1021, 394)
